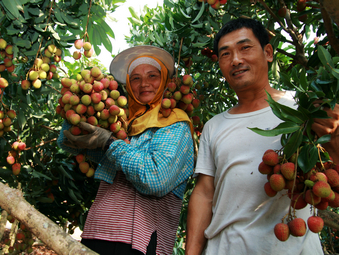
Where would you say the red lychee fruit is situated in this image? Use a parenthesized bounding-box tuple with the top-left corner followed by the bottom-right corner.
(290, 193, 307, 210)
(269, 174, 286, 192)
(264, 182, 277, 197)
(76, 154, 85, 163)
(304, 189, 321, 205)
(258, 161, 273, 175)
(280, 162, 295, 180)
(328, 192, 339, 208)
(310, 172, 328, 183)
(307, 216, 324, 233)
(274, 223, 290, 241)
(12, 163, 21, 175)
(79, 161, 89, 174)
(312, 181, 332, 198)
(262, 150, 279, 166)
(288, 218, 306, 237)
(315, 200, 328, 210)
(324, 169, 339, 187)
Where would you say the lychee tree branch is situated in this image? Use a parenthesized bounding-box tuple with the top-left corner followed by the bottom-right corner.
(0, 182, 99, 255)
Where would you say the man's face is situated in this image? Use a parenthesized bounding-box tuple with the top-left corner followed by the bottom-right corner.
(217, 27, 273, 93)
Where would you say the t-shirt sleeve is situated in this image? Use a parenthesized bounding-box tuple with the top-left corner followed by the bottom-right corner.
(195, 123, 216, 177)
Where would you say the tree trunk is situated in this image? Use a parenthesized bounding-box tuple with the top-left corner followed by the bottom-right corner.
(0, 183, 99, 255)
(318, 210, 339, 230)
(0, 209, 8, 240)
(320, 0, 339, 28)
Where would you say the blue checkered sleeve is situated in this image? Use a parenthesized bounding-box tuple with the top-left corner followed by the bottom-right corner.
(106, 121, 194, 198)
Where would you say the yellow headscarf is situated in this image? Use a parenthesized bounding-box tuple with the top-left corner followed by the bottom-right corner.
(125, 55, 194, 137)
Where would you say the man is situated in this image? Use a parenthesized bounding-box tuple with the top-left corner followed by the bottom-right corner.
(185, 18, 339, 255)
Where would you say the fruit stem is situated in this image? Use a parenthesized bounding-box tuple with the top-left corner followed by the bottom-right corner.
(176, 37, 184, 78)
(317, 144, 326, 171)
(288, 146, 301, 219)
(84, 0, 93, 42)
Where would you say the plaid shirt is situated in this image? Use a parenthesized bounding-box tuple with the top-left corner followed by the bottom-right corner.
(57, 121, 194, 199)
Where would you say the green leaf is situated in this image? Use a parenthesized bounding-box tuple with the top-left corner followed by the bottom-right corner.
(53, 8, 64, 23)
(332, 68, 339, 80)
(60, 12, 78, 28)
(97, 19, 114, 39)
(31, 170, 52, 180)
(17, 109, 27, 130)
(58, 166, 73, 179)
(2, 0, 21, 19)
(297, 144, 318, 173)
(248, 121, 301, 137)
(128, 7, 139, 19)
(283, 129, 303, 159)
(316, 134, 331, 144)
(318, 45, 334, 70)
(266, 91, 306, 124)
(68, 188, 81, 205)
(192, 1, 204, 23)
(179, 7, 191, 19)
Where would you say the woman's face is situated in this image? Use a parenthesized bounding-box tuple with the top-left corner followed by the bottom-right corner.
(129, 64, 161, 104)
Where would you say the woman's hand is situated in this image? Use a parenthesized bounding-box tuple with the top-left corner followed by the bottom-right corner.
(63, 122, 112, 150)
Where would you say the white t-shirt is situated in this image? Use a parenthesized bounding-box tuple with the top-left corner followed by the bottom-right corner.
(195, 91, 323, 255)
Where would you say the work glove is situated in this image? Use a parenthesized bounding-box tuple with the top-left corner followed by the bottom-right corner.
(63, 122, 112, 150)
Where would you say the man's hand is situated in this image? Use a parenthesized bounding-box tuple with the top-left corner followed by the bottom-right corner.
(312, 101, 339, 164)
(63, 122, 112, 150)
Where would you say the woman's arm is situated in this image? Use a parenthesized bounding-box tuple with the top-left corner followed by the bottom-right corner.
(106, 121, 194, 197)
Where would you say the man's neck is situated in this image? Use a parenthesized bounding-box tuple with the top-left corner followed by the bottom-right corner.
(228, 87, 285, 114)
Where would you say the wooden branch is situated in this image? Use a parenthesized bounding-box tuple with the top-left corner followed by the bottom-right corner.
(318, 210, 339, 230)
(0, 209, 8, 241)
(0, 183, 98, 255)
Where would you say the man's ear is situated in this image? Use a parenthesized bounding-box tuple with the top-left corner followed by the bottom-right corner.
(264, 44, 274, 63)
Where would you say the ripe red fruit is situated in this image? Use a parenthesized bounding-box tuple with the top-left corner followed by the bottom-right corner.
(315, 200, 328, 210)
(12, 162, 21, 175)
(328, 192, 339, 208)
(324, 169, 339, 187)
(76, 154, 85, 163)
(307, 216, 324, 233)
(277, 7, 287, 18)
(6, 155, 15, 165)
(116, 129, 127, 140)
(16, 232, 25, 240)
(304, 189, 321, 205)
(211, 54, 218, 62)
(18, 142, 26, 151)
(79, 161, 90, 173)
(274, 223, 290, 241)
(288, 218, 306, 237)
(290, 193, 307, 209)
(264, 181, 277, 197)
(280, 162, 295, 180)
(269, 174, 286, 191)
(262, 150, 279, 166)
(312, 181, 332, 198)
(258, 161, 273, 175)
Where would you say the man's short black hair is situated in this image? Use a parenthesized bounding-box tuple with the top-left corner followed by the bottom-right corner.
(213, 18, 270, 56)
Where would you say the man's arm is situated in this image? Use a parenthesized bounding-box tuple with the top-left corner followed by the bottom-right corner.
(186, 173, 215, 255)
(312, 103, 339, 164)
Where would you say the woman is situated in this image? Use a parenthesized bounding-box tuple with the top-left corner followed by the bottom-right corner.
(57, 45, 194, 255)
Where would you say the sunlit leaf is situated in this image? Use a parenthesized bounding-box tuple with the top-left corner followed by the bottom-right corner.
(248, 121, 301, 136)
